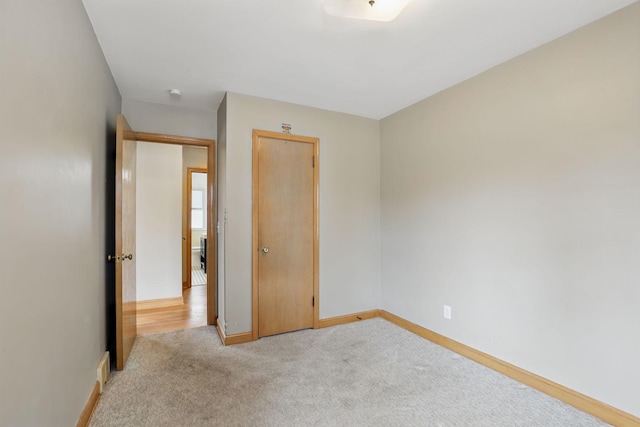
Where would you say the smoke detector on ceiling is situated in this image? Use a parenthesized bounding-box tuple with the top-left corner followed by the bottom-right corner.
(169, 89, 182, 97)
(324, 0, 410, 22)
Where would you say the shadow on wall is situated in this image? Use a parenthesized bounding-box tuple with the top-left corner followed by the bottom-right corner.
(104, 120, 117, 369)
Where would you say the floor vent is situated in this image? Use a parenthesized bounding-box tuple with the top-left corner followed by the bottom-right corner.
(97, 352, 110, 393)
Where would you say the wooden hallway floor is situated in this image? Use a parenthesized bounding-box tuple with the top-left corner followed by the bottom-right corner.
(136, 285, 207, 335)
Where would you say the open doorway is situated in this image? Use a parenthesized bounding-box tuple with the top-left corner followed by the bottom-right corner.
(186, 168, 208, 289)
(108, 116, 216, 369)
(135, 144, 214, 336)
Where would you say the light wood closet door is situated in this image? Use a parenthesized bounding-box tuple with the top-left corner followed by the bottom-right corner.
(256, 133, 316, 337)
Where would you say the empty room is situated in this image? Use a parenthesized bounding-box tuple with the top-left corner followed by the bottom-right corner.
(1, 0, 639, 426)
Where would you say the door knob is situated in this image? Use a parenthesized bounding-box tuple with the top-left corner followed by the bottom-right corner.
(261, 247, 269, 253)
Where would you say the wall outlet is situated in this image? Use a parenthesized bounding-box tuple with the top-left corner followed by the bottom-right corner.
(443, 305, 452, 320)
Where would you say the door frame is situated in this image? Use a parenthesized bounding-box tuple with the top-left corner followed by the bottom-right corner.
(251, 129, 320, 341)
(186, 167, 208, 289)
(134, 131, 217, 325)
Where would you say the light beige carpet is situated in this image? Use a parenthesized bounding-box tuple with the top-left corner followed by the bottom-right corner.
(90, 319, 608, 427)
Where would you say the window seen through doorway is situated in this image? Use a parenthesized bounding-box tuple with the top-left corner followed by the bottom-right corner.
(191, 190, 204, 229)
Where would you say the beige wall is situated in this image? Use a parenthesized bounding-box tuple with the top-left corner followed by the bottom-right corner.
(216, 94, 228, 327)
(0, 1, 121, 425)
(222, 92, 381, 334)
(380, 3, 640, 416)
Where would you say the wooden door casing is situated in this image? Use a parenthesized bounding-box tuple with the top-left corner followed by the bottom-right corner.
(252, 130, 320, 339)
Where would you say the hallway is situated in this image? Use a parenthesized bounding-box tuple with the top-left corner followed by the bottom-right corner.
(136, 286, 207, 335)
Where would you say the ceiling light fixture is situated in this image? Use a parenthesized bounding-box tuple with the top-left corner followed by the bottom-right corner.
(325, 0, 410, 22)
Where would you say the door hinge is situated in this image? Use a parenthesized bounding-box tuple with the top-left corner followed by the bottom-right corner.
(312, 156, 315, 168)
(312, 296, 315, 307)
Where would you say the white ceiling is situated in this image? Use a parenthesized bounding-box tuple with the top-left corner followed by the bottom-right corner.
(82, 0, 637, 119)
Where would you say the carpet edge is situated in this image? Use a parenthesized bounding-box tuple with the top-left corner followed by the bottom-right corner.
(379, 310, 639, 427)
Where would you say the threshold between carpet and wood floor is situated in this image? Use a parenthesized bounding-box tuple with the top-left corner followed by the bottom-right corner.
(85, 315, 639, 427)
(136, 286, 207, 335)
